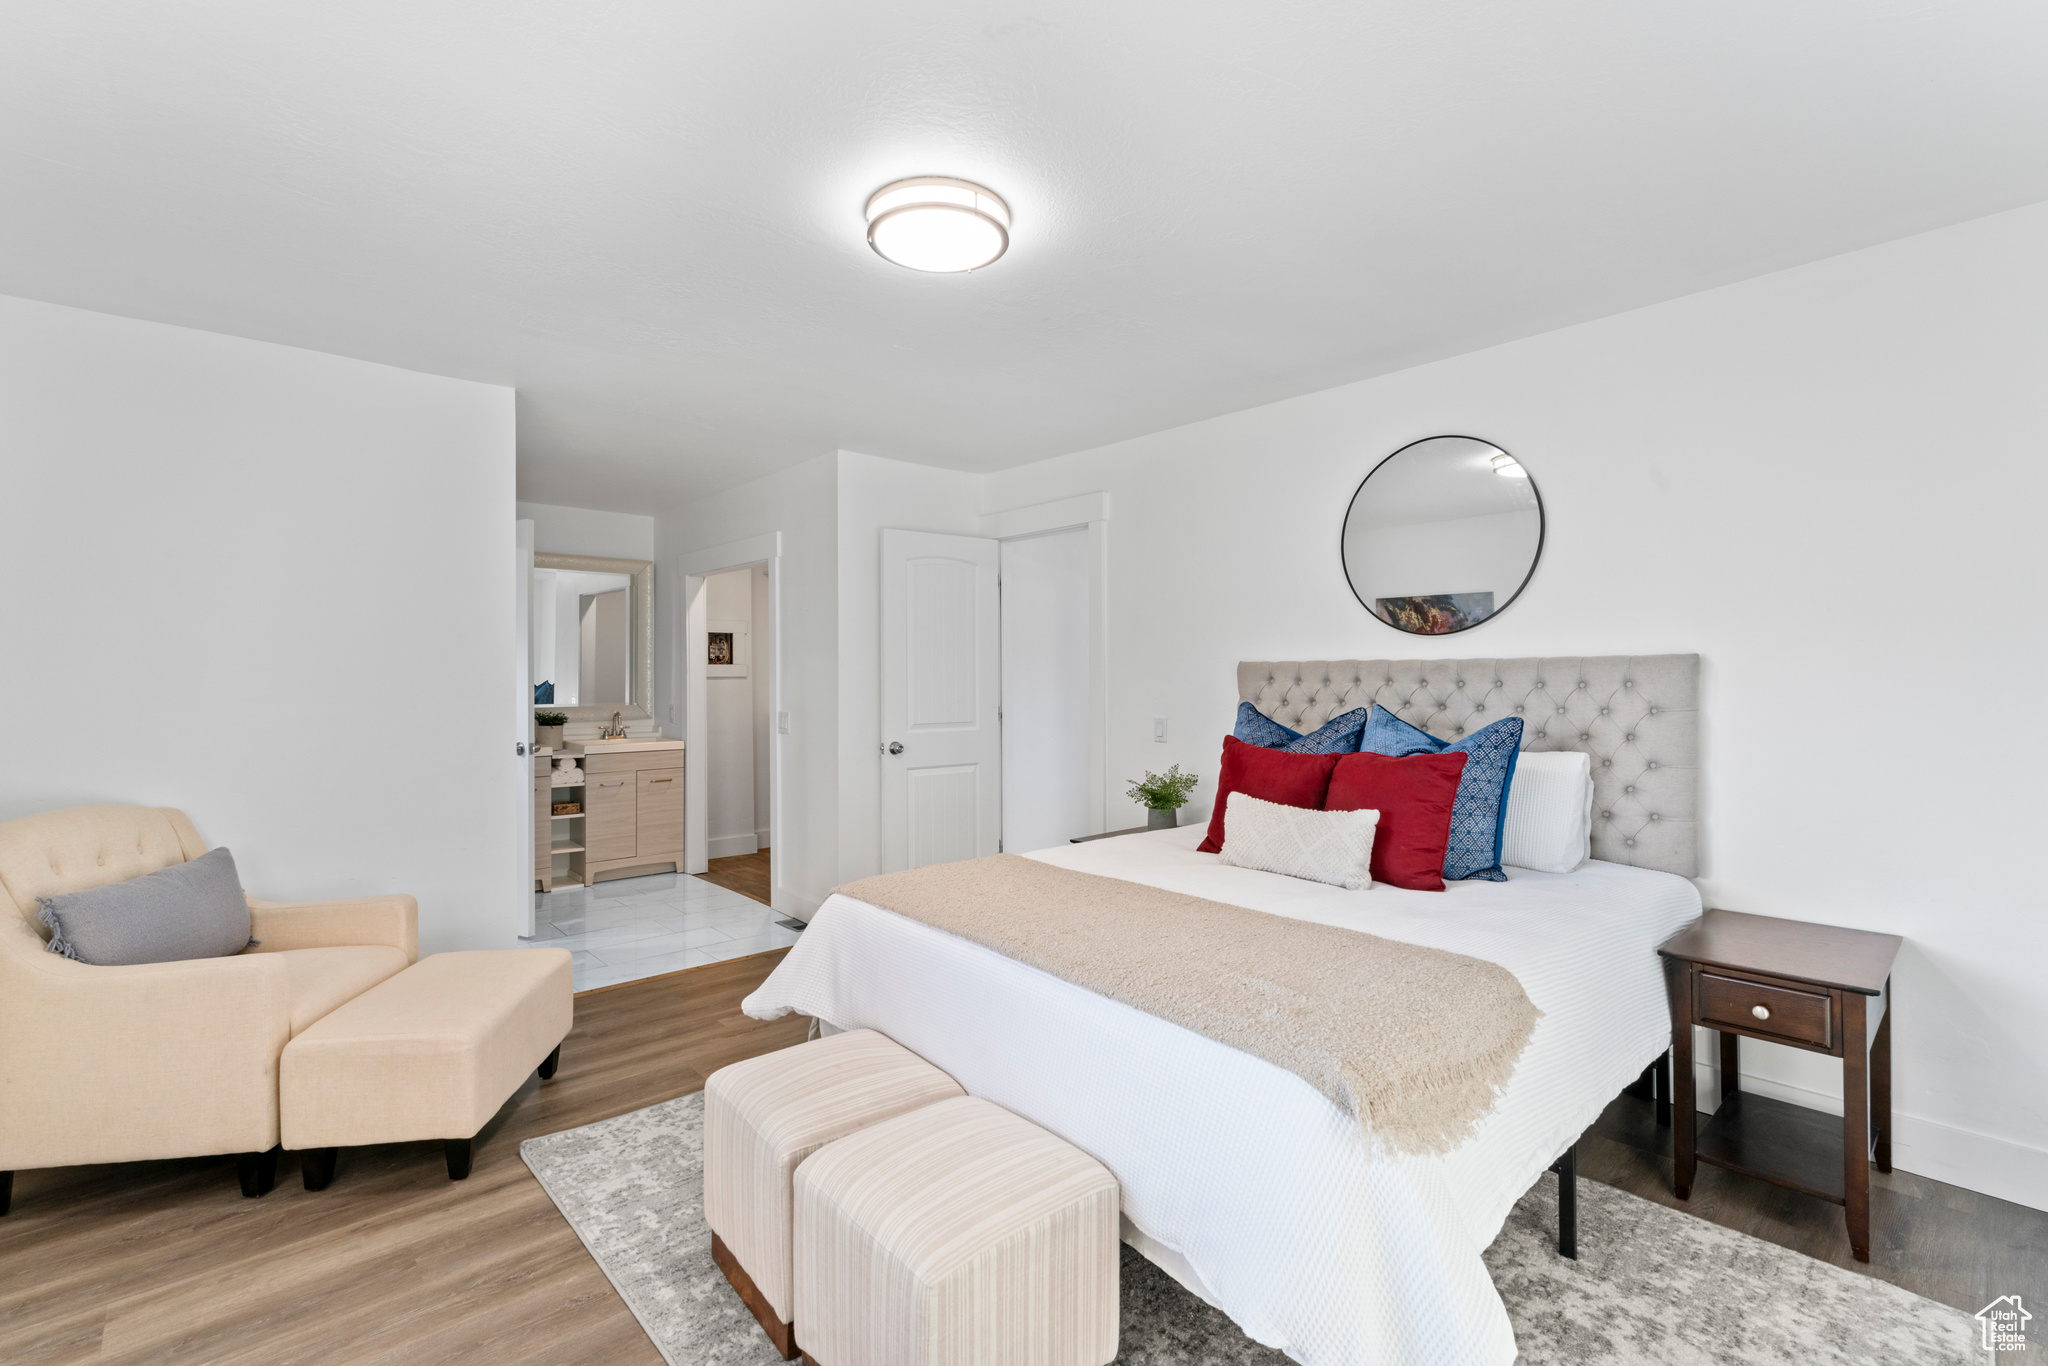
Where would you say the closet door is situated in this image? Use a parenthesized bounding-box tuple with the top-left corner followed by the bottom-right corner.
(585, 772, 638, 862)
(636, 767, 685, 861)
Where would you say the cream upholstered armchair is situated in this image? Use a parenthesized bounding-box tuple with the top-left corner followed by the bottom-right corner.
(0, 805, 418, 1210)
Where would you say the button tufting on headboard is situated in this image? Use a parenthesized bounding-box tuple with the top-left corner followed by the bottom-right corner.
(1236, 655, 1700, 878)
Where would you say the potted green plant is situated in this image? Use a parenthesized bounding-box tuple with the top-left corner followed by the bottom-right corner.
(534, 711, 568, 751)
(1127, 765, 1201, 831)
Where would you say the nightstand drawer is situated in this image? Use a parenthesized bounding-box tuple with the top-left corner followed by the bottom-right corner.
(1697, 971, 1831, 1049)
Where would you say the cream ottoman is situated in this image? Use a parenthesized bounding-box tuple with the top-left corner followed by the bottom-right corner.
(280, 948, 573, 1188)
(706, 1030, 966, 1358)
(793, 1095, 1120, 1366)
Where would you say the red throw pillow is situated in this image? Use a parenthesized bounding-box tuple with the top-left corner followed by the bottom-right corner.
(1323, 751, 1469, 891)
(1198, 735, 1341, 854)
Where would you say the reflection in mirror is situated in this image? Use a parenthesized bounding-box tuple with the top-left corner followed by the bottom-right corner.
(1341, 435, 1543, 635)
(531, 569, 632, 705)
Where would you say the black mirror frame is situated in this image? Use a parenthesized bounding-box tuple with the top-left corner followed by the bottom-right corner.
(1339, 434, 1546, 636)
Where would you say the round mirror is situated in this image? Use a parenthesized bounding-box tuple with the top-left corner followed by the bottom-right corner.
(1341, 435, 1543, 634)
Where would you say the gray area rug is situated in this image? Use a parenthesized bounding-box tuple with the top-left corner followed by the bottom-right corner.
(521, 1092, 1976, 1365)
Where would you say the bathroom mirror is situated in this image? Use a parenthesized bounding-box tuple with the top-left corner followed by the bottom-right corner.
(1341, 435, 1543, 635)
(531, 554, 654, 716)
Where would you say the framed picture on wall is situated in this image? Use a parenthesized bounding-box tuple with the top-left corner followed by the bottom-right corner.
(707, 619, 749, 678)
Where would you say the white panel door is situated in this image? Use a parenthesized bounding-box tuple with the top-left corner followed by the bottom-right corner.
(881, 529, 1001, 871)
(1000, 528, 1094, 854)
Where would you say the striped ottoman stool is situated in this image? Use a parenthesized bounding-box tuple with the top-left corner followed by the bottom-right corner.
(793, 1096, 1120, 1366)
(706, 1030, 966, 1358)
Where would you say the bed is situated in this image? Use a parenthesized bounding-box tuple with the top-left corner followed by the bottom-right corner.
(744, 655, 1702, 1366)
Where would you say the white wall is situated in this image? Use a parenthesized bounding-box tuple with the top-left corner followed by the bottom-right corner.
(0, 293, 518, 954)
(980, 201, 2048, 1210)
(654, 452, 838, 913)
(517, 501, 655, 560)
(704, 566, 759, 858)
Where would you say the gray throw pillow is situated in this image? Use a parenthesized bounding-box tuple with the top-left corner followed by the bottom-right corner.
(37, 846, 255, 965)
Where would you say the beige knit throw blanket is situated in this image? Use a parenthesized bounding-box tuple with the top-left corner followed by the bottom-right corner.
(836, 854, 1542, 1158)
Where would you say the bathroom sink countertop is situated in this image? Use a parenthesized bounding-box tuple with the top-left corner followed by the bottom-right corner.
(561, 739, 686, 755)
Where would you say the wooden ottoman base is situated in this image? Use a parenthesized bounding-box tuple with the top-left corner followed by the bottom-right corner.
(713, 1232, 798, 1359)
(704, 1029, 966, 1361)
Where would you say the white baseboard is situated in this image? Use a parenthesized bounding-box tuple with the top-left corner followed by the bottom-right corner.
(756, 826, 770, 848)
(777, 884, 825, 921)
(1888, 1113, 2048, 1213)
(1691, 1060, 2048, 1213)
(707, 832, 759, 859)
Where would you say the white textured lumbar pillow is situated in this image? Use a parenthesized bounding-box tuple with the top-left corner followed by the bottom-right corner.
(1501, 750, 1593, 873)
(1218, 791, 1378, 890)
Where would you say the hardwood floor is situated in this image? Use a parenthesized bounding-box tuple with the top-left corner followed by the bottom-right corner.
(1586, 1085, 2048, 1319)
(696, 846, 771, 907)
(6, 954, 2041, 1363)
(0, 950, 810, 1366)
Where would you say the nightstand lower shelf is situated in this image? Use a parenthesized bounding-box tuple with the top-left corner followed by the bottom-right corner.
(1694, 1091, 1848, 1205)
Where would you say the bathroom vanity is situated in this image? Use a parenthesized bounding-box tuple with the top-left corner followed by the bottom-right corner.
(534, 739, 687, 891)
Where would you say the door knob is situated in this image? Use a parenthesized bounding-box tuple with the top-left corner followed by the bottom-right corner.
(886, 741, 904, 755)
(1751, 1004, 1770, 1021)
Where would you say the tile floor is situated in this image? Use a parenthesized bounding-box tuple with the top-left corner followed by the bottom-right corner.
(522, 871, 801, 992)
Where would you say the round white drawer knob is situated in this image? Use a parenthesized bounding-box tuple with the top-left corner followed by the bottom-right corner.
(1751, 1004, 1771, 1021)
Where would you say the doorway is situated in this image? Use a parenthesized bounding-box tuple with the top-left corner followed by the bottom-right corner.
(680, 530, 785, 914)
(699, 563, 773, 903)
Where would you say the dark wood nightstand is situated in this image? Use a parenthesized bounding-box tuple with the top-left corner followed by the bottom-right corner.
(1658, 909, 1901, 1261)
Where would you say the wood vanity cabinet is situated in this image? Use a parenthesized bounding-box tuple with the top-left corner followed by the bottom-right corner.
(584, 769, 638, 863)
(581, 749, 685, 885)
(533, 754, 554, 891)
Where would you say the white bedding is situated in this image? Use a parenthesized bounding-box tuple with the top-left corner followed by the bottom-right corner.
(743, 827, 1701, 1366)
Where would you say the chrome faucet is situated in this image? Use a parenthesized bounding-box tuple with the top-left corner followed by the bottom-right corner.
(602, 710, 627, 739)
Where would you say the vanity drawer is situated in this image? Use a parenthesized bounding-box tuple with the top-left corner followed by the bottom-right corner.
(1696, 970, 1831, 1049)
(583, 751, 644, 776)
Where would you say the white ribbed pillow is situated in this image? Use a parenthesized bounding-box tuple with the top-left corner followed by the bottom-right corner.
(1218, 791, 1378, 890)
(1501, 751, 1593, 873)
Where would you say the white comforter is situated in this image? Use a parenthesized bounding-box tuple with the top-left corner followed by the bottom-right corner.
(743, 827, 1701, 1366)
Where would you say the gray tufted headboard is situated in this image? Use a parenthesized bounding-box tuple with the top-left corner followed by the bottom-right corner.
(1238, 655, 1700, 877)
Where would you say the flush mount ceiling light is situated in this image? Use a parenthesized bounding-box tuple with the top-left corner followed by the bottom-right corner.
(865, 177, 1010, 273)
(1490, 452, 1528, 478)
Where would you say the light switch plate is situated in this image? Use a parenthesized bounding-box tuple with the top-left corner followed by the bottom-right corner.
(778, 711, 791, 734)
(1153, 717, 1168, 742)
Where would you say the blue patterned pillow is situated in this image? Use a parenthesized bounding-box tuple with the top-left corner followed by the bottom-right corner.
(1359, 707, 1524, 881)
(1233, 702, 1370, 755)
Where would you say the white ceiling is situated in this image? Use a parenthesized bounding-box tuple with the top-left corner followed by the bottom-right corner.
(4, 3, 2044, 512)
